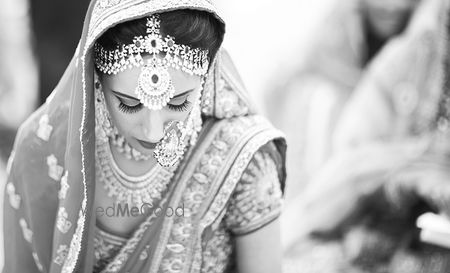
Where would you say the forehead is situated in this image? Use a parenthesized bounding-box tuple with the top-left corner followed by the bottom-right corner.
(101, 61, 201, 97)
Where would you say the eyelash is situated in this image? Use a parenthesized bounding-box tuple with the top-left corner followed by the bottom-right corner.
(118, 102, 143, 114)
(168, 100, 191, 112)
(117, 100, 191, 114)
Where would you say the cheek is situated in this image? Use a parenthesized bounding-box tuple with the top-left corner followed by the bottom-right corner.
(165, 110, 190, 122)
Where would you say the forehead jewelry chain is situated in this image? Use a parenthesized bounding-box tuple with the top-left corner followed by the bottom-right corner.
(94, 14, 209, 167)
(94, 14, 209, 110)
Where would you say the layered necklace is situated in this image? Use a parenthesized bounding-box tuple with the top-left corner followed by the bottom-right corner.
(95, 134, 177, 207)
(94, 81, 177, 207)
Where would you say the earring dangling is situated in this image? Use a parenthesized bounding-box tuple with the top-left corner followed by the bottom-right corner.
(95, 81, 115, 143)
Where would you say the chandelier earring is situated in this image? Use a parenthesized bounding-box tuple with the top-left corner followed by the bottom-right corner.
(95, 80, 115, 144)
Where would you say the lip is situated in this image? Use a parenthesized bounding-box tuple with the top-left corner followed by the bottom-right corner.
(137, 139, 158, 150)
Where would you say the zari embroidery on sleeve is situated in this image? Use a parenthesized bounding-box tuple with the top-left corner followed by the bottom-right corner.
(224, 149, 283, 235)
(201, 222, 234, 273)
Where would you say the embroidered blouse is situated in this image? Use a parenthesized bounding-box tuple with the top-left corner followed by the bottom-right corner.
(92, 144, 284, 272)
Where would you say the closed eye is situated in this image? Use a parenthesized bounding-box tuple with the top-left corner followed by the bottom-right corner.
(167, 99, 191, 112)
(118, 100, 143, 114)
(112, 88, 194, 114)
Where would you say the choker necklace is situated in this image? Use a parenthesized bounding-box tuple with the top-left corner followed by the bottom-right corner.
(95, 134, 176, 207)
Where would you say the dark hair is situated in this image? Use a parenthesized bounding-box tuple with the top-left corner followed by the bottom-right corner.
(96, 9, 225, 61)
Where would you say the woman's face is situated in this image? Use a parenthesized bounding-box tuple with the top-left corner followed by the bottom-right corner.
(100, 56, 202, 155)
(362, 0, 419, 39)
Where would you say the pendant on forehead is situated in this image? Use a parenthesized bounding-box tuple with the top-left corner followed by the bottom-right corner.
(136, 59, 175, 110)
(94, 14, 209, 111)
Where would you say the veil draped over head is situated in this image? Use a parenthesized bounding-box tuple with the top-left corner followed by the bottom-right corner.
(4, 1, 285, 273)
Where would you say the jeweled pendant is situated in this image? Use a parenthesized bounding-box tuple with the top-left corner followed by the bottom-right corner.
(135, 59, 175, 110)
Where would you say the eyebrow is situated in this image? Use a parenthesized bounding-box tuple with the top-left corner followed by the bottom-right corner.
(173, 89, 194, 99)
(112, 90, 139, 100)
(112, 89, 194, 101)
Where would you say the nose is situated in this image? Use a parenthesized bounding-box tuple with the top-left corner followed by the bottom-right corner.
(142, 110, 165, 143)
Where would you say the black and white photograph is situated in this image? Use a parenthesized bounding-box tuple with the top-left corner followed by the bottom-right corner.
(0, 0, 450, 272)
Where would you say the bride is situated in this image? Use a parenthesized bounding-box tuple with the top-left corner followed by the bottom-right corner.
(2, 1, 286, 272)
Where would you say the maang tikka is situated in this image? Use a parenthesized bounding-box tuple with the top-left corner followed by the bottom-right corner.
(94, 14, 209, 167)
(94, 14, 209, 110)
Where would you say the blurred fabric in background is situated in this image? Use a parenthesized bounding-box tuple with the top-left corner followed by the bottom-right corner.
(216, 0, 336, 110)
(265, 0, 429, 201)
(280, 0, 450, 272)
(216, 0, 336, 202)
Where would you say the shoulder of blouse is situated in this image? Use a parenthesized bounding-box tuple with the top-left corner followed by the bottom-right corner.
(223, 141, 285, 236)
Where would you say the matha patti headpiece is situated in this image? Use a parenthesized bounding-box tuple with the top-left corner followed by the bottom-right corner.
(94, 14, 210, 110)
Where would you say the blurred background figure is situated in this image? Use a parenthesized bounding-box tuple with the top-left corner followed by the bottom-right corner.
(282, 0, 450, 272)
(0, 0, 38, 269)
(265, 0, 421, 200)
(0, 0, 38, 160)
(29, 0, 90, 104)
